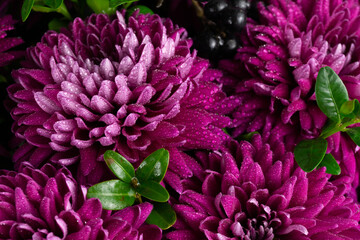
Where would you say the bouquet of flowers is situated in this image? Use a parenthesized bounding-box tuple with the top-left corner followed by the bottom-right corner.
(1, 0, 360, 239)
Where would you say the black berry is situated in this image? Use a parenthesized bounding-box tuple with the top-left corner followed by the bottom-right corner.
(231, 0, 250, 10)
(193, 0, 257, 61)
(204, 0, 229, 21)
(219, 34, 240, 58)
(195, 28, 224, 59)
(221, 8, 247, 31)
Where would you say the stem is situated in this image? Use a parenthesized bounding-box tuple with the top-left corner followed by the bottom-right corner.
(131, 177, 140, 188)
(135, 193, 143, 203)
(56, 2, 72, 20)
(320, 118, 360, 139)
(124, 2, 132, 9)
(319, 123, 342, 139)
(191, 0, 204, 19)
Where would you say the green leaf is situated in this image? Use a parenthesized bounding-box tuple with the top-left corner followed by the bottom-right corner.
(48, 18, 68, 32)
(55, 2, 71, 20)
(294, 138, 328, 172)
(315, 66, 349, 122)
(222, 128, 229, 135)
(317, 154, 341, 175)
(136, 181, 169, 202)
(346, 127, 360, 146)
(87, 180, 136, 210)
(237, 131, 259, 142)
(340, 99, 358, 117)
(146, 202, 176, 230)
(320, 119, 338, 138)
(87, 0, 116, 14)
(103, 150, 135, 183)
(109, 0, 137, 8)
(22, 0, 35, 22)
(135, 148, 169, 183)
(126, 5, 154, 18)
(44, 0, 63, 9)
(32, 5, 54, 13)
(32, 3, 71, 20)
(353, 99, 360, 117)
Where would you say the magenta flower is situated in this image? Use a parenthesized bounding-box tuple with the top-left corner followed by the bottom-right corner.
(0, 14, 23, 67)
(329, 132, 360, 201)
(220, 0, 360, 138)
(7, 12, 231, 187)
(218, 0, 360, 200)
(168, 134, 360, 239)
(0, 162, 162, 239)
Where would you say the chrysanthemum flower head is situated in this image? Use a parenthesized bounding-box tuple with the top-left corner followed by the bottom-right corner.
(0, 163, 162, 239)
(168, 134, 360, 239)
(221, 0, 360, 139)
(218, 0, 360, 200)
(7, 12, 232, 187)
(0, 14, 23, 67)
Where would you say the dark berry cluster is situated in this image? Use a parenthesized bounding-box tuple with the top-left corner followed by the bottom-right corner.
(195, 0, 253, 60)
(204, 0, 250, 31)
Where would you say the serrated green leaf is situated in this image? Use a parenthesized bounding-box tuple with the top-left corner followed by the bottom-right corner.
(317, 154, 341, 175)
(146, 202, 176, 230)
(135, 148, 169, 183)
(22, 0, 35, 22)
(294, 138, 328, 172)
(109, 0, 137, 8)
(104, 150, 135, 183)
(44, 0, 63, 9)
(315, 66, 349, 122)
(346, 127, 360, 146)
(87, 180, 135, 210)
(136, 181, 169, 202)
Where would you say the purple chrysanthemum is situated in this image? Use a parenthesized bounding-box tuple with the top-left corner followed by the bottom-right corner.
(7, 12, 232, 187)
(0, 14, 23, 67)
(220, 0, 360, 138)
(0, 162, 162, 239)
(218, 0, 360, 199)
(329, 132, 360, 200)
(167, 134, 360, 239)
(261, 123, 360, 200)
